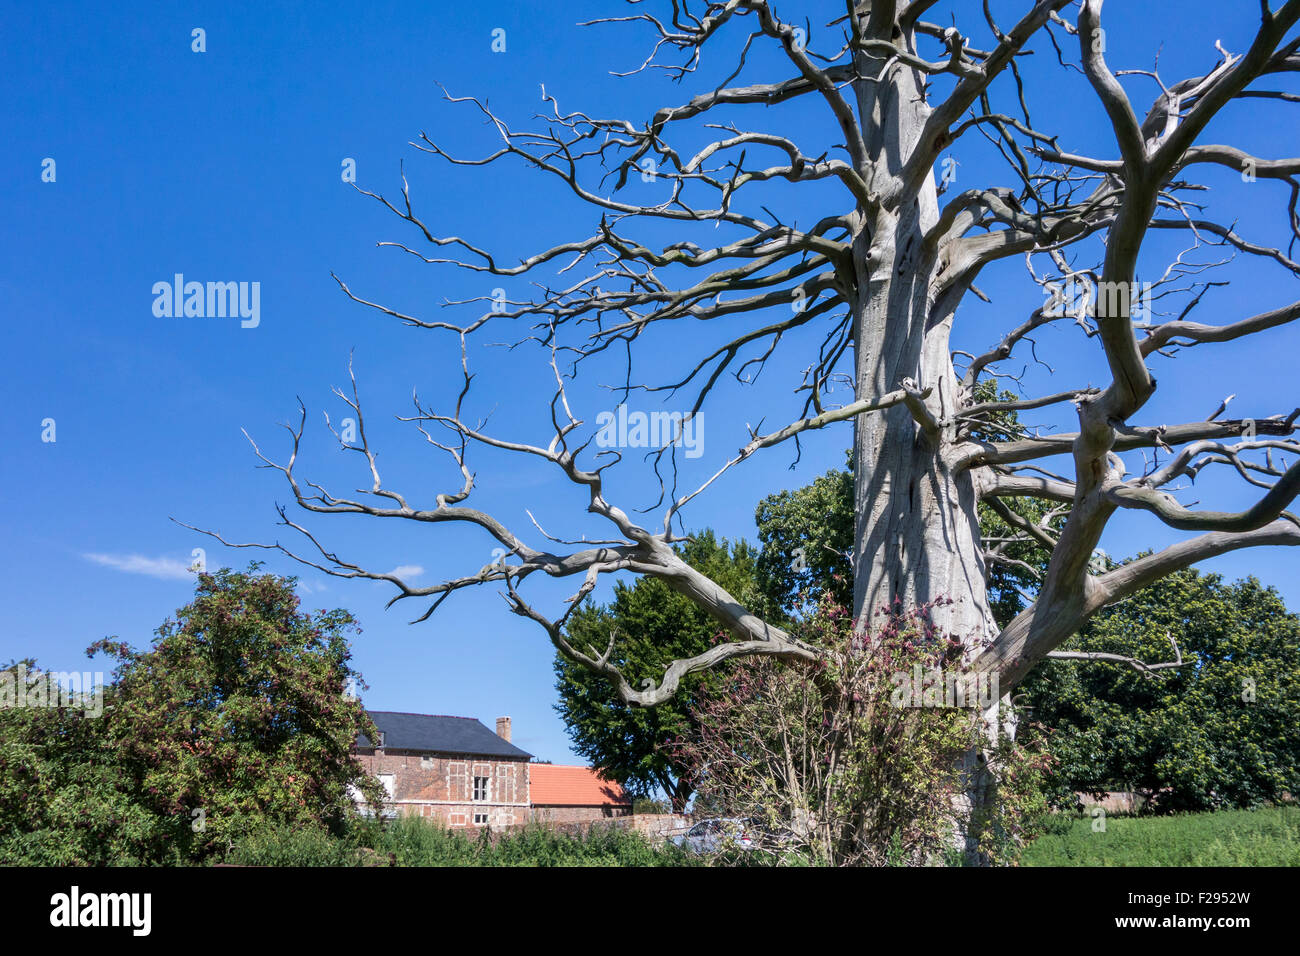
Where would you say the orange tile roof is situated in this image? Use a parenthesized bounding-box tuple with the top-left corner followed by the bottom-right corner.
(529, 764, 631, 807)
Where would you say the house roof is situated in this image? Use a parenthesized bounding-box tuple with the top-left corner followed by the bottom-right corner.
(357, 711, 533, 760)
(529, 764, 631, 807)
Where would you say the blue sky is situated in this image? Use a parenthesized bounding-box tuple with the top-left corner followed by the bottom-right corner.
(4, 1, 1299, 765)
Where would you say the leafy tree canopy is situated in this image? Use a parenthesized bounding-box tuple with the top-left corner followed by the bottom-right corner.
(0, 566, 384, 864)
(1020, 566, 1300, 813)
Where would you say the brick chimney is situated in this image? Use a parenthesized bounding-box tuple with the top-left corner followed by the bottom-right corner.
(496, 716, 512, 743)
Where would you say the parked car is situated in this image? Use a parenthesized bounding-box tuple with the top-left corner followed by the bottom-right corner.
(670, 818, 757, 854)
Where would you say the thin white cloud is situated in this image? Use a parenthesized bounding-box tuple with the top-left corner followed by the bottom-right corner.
(387, 565, 425, 579)
(83, 552, 195, 581)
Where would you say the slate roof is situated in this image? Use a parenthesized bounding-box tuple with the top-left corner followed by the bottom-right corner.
(529, 764, 631, 807)
(357, 710, 533, 760)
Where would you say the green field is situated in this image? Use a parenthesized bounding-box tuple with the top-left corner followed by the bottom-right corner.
(1018, 806, 1300, 866)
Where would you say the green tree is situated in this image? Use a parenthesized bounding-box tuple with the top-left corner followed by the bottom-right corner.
(1019, 566, 1300, 812)
(753, 461, 855, 614)
(0, 566, 385, 864)
(554, 532, 765, 811)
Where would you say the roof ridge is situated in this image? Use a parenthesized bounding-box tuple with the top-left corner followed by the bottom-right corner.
(367, 710, 478, 720)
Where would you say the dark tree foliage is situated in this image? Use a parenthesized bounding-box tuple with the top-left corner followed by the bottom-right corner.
(1020, 566, 1300, 812)
(754, 461, 856, 614)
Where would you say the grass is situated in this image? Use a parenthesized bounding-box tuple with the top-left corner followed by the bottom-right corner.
(1018, 805, 1300, 866)
(222, 806, 1300, 867)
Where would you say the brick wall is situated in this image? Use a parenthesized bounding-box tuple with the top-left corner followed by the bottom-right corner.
(357, 749, 530, 828)
(530, 805, 633, 825)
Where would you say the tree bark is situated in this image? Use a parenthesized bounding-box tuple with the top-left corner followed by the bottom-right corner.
(850, 44, 1005, 863)
(851, 38, 999, 651)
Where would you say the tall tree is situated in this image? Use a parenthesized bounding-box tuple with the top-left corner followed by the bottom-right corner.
(206, 2, 1300, 841)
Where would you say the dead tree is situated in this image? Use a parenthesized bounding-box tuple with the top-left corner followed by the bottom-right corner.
(201, 1, 1300, 716)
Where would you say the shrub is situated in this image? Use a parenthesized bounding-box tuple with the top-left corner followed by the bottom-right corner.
(676, 597, 1050, 866)
(226, 824, 370, 867)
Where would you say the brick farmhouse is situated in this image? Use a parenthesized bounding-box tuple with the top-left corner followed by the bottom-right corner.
(353, 710, 629, 829)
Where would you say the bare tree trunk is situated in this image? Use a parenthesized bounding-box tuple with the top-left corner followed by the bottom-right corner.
(851, 238, 1002, 860)
(850, 38, 998, 650)
(848, 53, 1004, 862)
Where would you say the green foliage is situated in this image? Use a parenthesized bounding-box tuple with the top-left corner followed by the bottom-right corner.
(1019, 806, 1300, 866)
(225, 823, 378, 867)
(632, 797, 673, 814)
(1020, 566, 1300, 812)
(0, 566, 384, 864)
(976, 495, 1061, 628)
(754, 460, 855, 613)
(224, 816, 698, 867)
(0, 669, 174, 864)
(554, 531, 765, 810)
